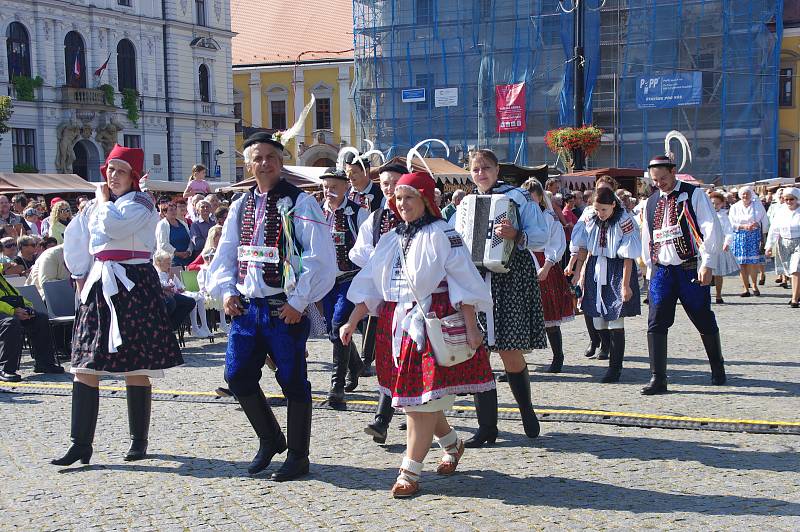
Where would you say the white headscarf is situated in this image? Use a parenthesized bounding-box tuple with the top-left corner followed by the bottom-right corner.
(728, 185, 767, 226)
(783, 187, 800, 202)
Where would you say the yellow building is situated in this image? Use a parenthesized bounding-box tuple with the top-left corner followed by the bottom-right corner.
(779, 16, 800, 178)
(231, 1, 355, 180)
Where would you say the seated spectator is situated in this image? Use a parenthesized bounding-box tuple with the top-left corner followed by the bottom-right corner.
(194, 225, 229, 333)
(23, 208, 41, 236)
(0, 195, 27, 238)
(175, 198, 191, 227)
(37, 236, 58, 255)
(156, 202, 193, 267)
(441, 189, 466, 222)
(187, 193, 206, 223)
(153, 251, 207, 337)
(26, 244, 69, 299)
(48, 200, 72, 244)
(189, 200, 214, 255)
(0, 238, 24, 277)
(14, 235, 37, 275)
(0, 263, 63, 381)
(204, 193, 221, 215)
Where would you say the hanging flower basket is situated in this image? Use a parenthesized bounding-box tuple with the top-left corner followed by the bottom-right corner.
(544, 125, 604, 173)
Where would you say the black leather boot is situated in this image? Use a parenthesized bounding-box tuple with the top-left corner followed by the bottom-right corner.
(271, 400, 312, 482)
(506, 368, 540, 438)
(328, 340, 350, 406)
(51, 381, 99, 466)
(124, 385, 151, 461)
(545, 327, 564, 373)
(701, 332, 727, 385)
(597, 329, 611, 360)
(583, 314, 600, 358)
(364, 393, 395, 444)
(465, 388, 499, 448)
(360, 316, 377, 376)
(237, 389, 287, 474)
(641, 333, 668, 395)
(345, 342, 364, 393)
(601, 329, 625, 383)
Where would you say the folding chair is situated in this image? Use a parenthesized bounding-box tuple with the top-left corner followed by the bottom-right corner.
(41, 280, 76, 359)
(17, 284, 71, 362)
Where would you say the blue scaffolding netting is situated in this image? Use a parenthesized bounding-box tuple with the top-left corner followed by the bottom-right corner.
(352, 0, 783, 185)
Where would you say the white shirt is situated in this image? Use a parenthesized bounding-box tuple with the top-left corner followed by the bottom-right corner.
(640, 181, 722, 273)
(766, 206, 800, 248)
(322, 198, 369, 277)
(206, 183, 336, 313)
(531, 210, 567, 267)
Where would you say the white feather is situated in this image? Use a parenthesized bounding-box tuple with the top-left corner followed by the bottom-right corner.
(362, 149, 386, 165)
(363, 139, 375, 152)
(406, 138, 450, 176)
(276, 94, 316, 145)
(664, 130, 692, 172)
(338, 146, 365, 173)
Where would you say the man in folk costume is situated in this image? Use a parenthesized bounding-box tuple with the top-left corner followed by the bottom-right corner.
(319, 167, 369, 406)
(206, 127, 336, 481)
(349, 163, 404, 443)
(343, 150, 384, 212)
(640, 137, 726, 395)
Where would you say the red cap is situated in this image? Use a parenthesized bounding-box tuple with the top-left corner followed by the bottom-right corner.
(101, 144, 144, 191)
(50, 196, 64, 207)
(389, 171, 442, 219)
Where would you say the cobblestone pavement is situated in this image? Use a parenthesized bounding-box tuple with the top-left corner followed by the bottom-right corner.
(1, 282, 799, 529)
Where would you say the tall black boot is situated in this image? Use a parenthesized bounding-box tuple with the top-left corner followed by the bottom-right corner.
(364, 393, 395, 444)
(271, 400, 312, 482)
(545, 327, 564, 373)
(641, 333, 668, 395)
(328, 340, 350, 406)
(601, 329, 626, 383)
(464, 388, 499, 448)
(51, 382, 99, 466)
(237, 389, 287, 474)
(124, 385, 151, 461)
(701, 332, 727, 385)
(360, 316, 378, 376)
(345, 342, 364, 393)
(583, 314, 600, 358)
(506, 368, 540, 438)
(597, 329, 611, 360)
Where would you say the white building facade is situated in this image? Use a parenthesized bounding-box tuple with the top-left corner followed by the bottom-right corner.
(0, 0, 236, 184)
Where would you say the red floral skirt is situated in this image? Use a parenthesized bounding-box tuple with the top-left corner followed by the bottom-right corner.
(534, 251, 575, 328)
(377, 292, 496, 409)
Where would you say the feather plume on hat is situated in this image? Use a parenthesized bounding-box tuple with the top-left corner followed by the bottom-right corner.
(664, 130, 692, 172)
(338, 140, 386, 174)
(406, 138, 450, 176)
(273, 94, 315, 147)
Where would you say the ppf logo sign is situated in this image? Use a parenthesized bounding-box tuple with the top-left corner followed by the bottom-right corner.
(636, 72, 702, 109)
(640, 78, 660, 95)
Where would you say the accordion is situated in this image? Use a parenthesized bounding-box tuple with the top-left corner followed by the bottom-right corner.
(455, 194, 518, 273)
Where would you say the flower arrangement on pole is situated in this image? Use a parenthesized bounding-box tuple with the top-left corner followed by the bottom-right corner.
(544, 125, 603, 173)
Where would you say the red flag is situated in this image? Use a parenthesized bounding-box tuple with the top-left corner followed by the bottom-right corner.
(94, 53, 111, 77)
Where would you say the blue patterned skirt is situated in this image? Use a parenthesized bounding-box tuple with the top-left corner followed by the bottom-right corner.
(732, 229, 764, 265)
(582, 255, 641, 322)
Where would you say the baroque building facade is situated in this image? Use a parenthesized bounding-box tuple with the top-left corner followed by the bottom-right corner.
(0, 0, 235, 183)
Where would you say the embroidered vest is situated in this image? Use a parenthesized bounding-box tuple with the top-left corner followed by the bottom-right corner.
(371, 207, 399, 247)
(348, 183, 384, 213)
(237, 181, 303, 288)
(326, 199, 361, 273)
(646, 182, 700, 263)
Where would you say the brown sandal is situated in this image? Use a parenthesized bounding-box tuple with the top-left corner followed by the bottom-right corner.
(436, 438, 465, 475)
(391, 468, 421, 498)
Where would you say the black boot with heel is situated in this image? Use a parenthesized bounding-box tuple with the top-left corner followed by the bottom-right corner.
(51, 381, 99, 466)
(465, 388, 499, 448)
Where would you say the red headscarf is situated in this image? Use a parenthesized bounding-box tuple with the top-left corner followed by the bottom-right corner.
(389, 171, 442, 219)
(100, 144, 144, 192)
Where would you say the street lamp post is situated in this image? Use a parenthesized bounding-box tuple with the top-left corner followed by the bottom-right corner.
(572, 0, 586, 171)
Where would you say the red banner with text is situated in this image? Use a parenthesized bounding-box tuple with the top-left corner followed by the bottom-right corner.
(495, 83, 526, 133)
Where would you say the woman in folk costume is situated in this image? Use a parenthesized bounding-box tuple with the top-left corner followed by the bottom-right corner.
(708, 191, 740, 304)
(728, 185, 767, 297)
(565, 175, 620, 363)
(52, 145, 183, 466)
(342, 171, 495, 498)
(458, 148, 550, 447)
(570, 187, 642, 383)
(767, 189, 790, 288)
(521, 179, 574, 373)
(766, 187, 800, 307)
(348, 163, 404, 444)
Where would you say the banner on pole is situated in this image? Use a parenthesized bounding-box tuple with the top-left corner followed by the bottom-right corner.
(496, 83, 526, 133)
(636, 73, 703, 109)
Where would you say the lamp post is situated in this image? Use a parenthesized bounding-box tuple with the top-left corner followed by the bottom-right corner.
(572, 0, 586, 171)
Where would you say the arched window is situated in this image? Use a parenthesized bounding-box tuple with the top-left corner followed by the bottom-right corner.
(6, 22, 31, 82)
(198, 64, 210, 102)
(117, 39, 137, 92)
(64, 31, 86, 88)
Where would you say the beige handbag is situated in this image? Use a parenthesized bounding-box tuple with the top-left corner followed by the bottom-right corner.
(398, 244, 476, 367)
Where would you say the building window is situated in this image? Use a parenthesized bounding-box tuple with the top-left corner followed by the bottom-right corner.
(6, 22, 31, 82)
(12, 128, 36, 169)
(315, 98, 331, 130)
(118, 0, 132, 6)
(480, 0, 492, 18)
(415, 73, 433, 111)
(780, 68, 793, 107)
(199, 64, 210, 102)
(416, 0, 433, 25)
(779, 148, 792, 177)
(233, 102, 242, 132)
(201, 141, 212, 171)
(117, 39, 137, 92)
(271, 100, 287, 130)
(64, 31, 86, 88)
(124, 134, 141, 148)
(196, 0, 207, 26)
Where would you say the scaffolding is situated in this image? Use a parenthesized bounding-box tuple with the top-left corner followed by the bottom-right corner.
(352, 0, 783, 184)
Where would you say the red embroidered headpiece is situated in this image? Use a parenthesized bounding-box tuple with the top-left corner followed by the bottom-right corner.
(389, 171, 442, 219)
(101, 144, 144, 191)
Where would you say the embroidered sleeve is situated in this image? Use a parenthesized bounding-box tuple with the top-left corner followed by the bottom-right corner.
(620, 217, 635, 235)
(444, 228, 464, 248)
